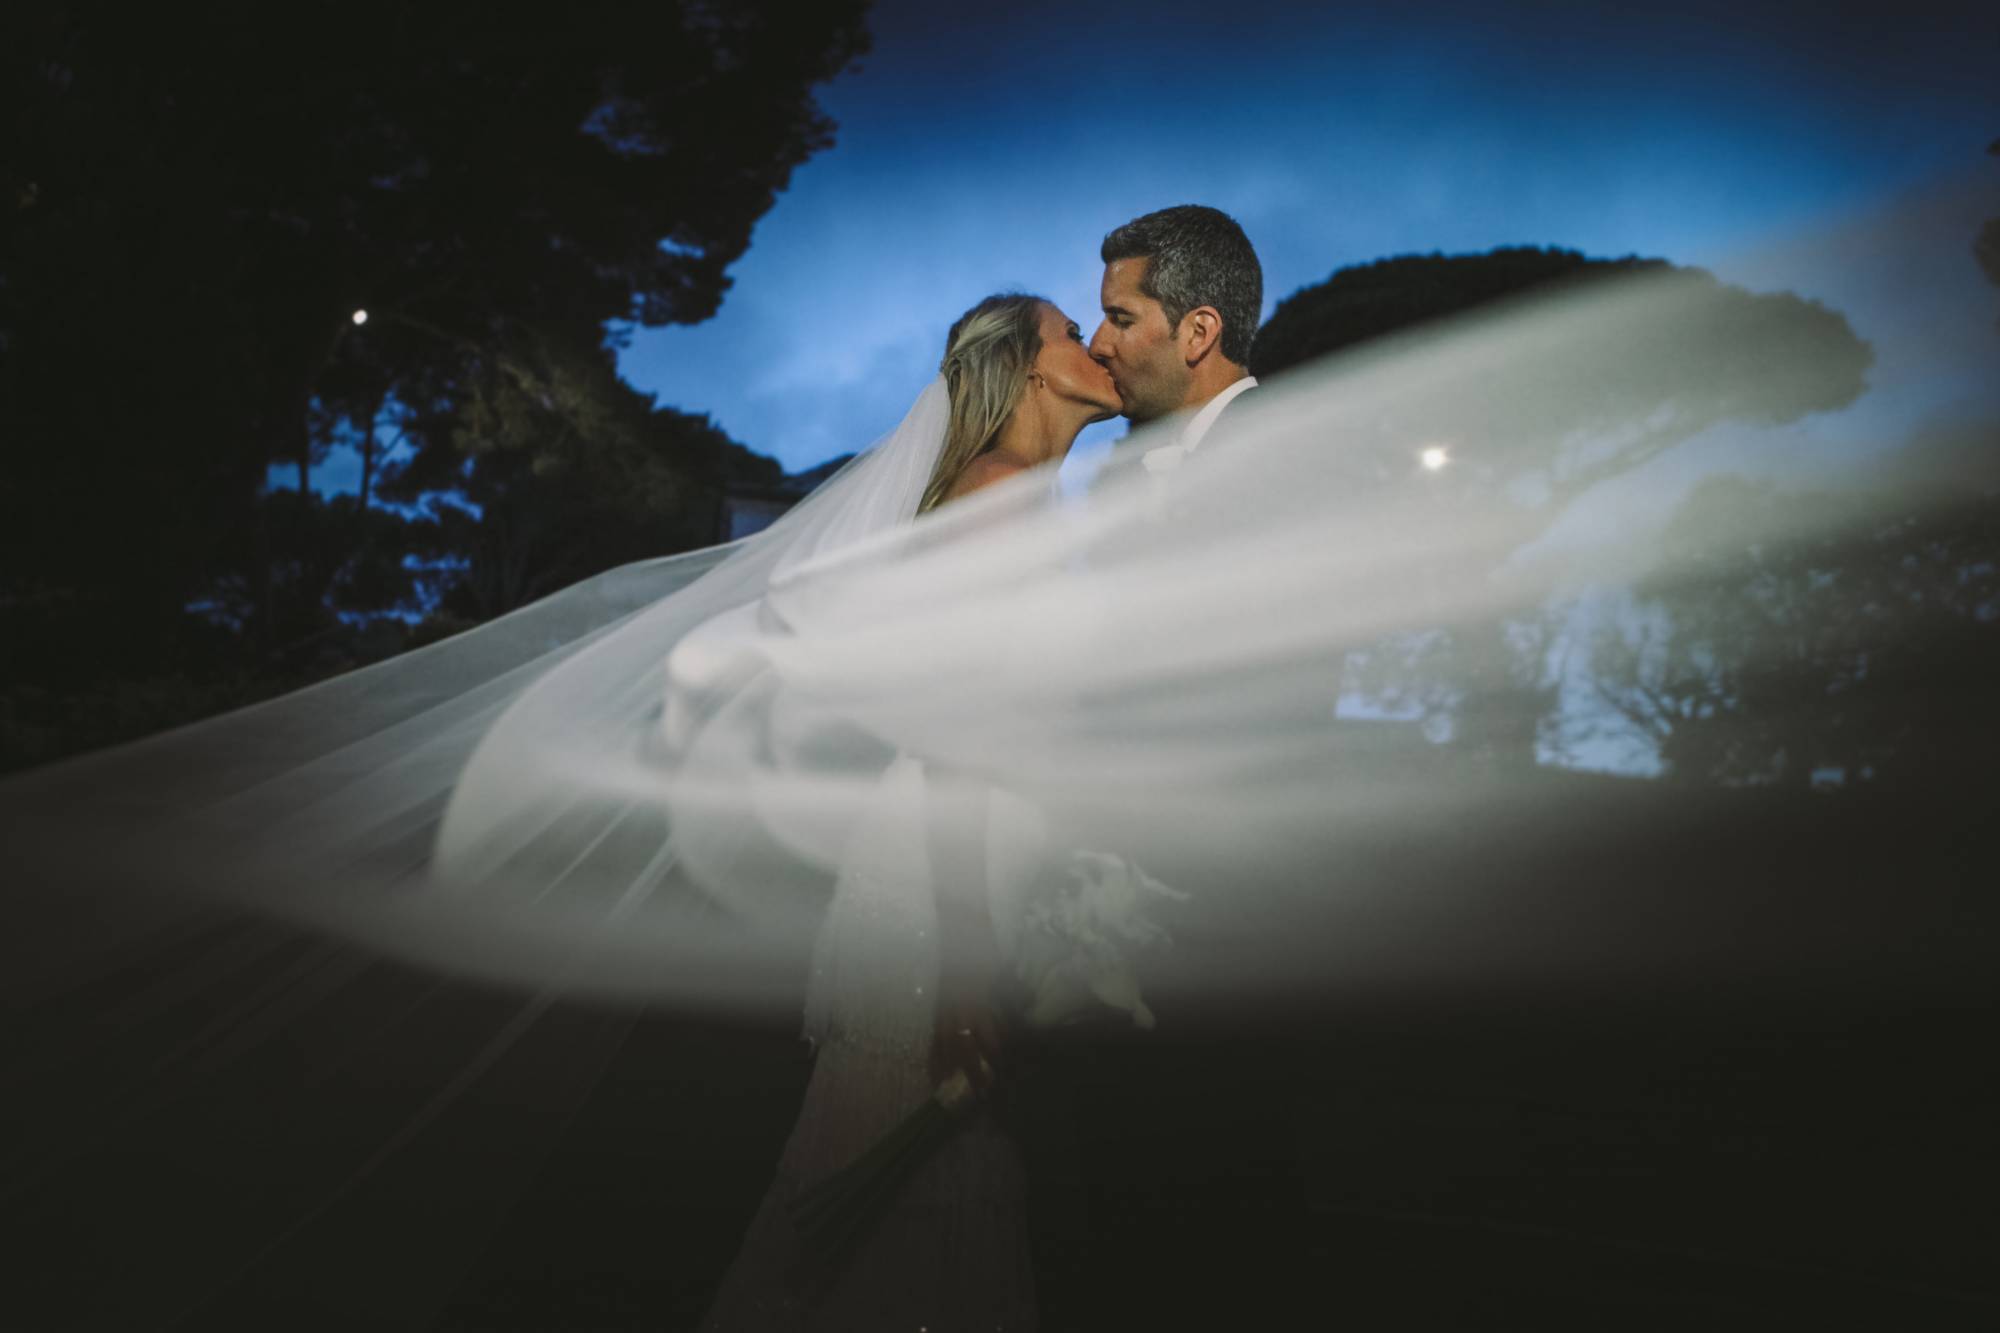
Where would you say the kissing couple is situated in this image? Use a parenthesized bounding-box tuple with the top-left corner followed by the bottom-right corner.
(691, 203, 1265, 1329)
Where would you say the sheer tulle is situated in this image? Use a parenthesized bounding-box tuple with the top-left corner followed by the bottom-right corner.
(2, 174, 1994, 1018)
(2, 172, 1994, 1329)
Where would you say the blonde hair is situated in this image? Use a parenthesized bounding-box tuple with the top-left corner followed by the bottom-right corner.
(918, 293, 1047, 515)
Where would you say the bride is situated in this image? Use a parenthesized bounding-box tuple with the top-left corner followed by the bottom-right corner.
(695, 292, 1120, 1328)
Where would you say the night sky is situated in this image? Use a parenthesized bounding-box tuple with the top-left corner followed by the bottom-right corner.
(268, 0, 2000, 499)
(610, 0, 1996, 475)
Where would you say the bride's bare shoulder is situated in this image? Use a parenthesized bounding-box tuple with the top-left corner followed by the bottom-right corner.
(942, 453, 1029, 504)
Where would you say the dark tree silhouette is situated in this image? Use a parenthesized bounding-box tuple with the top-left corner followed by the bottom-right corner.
(381, 331, 778, 624)
(1588, 425, 2000, 789)
(1262, 247, 1873, 770)
(1255, 247, 1869, 506)
(0, 3, 866, 770)
(1254, 247, 1666, 381)
(1589, 143, 2000, 788)
(1977, 139, 2000, 327)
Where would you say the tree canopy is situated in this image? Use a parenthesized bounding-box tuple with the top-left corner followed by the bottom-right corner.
(0, 3, 867, 770)
(1589, 425, 2000, 790)
(1253, 247, 1871, 508)
(1588, 157, 2000, 790)
(1260, 246, 1875, 773)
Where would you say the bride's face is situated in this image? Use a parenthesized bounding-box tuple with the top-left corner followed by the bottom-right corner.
(1033, 302, 1122, 423)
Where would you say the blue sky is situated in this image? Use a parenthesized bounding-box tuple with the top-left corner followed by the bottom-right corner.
(610, 0, 2000, 473)
(285, 0, 1997, 498)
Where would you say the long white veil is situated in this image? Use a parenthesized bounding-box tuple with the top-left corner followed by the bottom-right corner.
(3, 175, 1995, 1021)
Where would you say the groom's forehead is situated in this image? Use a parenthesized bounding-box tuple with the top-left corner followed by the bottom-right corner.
(1101, 257, 1156, 309)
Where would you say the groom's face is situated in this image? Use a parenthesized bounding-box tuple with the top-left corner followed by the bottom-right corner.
(1091, 258, 1187, 424)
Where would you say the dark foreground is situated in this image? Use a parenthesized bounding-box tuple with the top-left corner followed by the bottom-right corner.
(3, 931, 1994, 1330)
(3, 779, 1996, 1330)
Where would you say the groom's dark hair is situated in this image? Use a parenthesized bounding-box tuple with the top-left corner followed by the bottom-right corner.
(1101, 205, 1262, 365)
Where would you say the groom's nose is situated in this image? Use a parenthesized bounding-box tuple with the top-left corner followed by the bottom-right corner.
(1088, 322, 1114, 363)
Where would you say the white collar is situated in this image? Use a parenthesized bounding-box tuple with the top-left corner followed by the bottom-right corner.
(1141, 375, 1258, 476)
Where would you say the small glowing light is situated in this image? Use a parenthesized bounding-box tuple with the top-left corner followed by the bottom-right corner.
(351, 309, 369, 326)
(1420, 445, 1449, 472)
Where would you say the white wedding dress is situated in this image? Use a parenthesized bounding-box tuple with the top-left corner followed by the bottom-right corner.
(700, 754, 1046, 1329)
(608, 381, 1056, 1327)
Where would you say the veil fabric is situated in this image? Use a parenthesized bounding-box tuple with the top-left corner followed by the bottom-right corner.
(3, 177, 1995, 1020)
(0, 377, 957, 1011)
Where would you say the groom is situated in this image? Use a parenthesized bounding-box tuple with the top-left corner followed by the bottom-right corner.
(1014, 205, 1309, 1324)
(1088, 203, 1263, 468)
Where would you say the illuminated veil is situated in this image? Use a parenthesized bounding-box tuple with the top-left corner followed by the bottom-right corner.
(2, 175, 1995, 1020)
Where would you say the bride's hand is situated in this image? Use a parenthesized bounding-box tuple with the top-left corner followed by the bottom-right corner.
(929, 967, 1006, 1096)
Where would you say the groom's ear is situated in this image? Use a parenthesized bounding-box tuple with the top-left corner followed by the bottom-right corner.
(1179, 306, 1224, 365)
